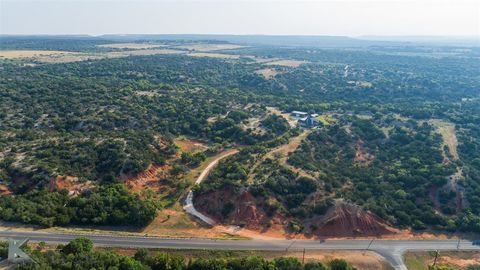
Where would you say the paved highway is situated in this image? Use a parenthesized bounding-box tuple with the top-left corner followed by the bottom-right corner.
(1, 230, 479, 270)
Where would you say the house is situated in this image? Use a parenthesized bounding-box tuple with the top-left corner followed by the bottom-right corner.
(298, 115, 321, 128)
(291, 110, 322, 128)
(291, 111, 308, 118)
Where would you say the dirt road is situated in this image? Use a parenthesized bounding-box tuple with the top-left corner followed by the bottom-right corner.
(183, 149, 239, 225)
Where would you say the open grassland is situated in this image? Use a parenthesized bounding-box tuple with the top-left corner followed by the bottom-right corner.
(405, 251, 480, 270)
(0, 50, 73, 59)
(429, 119, 460, 160)
(255, 68, 283, 79)
(187, 52, 241, 59)
(266, 107, 298, 127)
(0, 49, 184, 63)
(105, 49, 183, 58)
(173, 43, 245, 51)
(174, 137, 208, 153)
(97, 43, 166, 49)
(265, 59, 308, 67)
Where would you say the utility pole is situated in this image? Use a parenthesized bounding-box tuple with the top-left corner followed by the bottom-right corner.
(432, 250, 439, 267)
(302, 248, 306, 264)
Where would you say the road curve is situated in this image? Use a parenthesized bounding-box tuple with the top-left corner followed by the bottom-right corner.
(183, 149, 239, 225)
(1, 230, 479, 270)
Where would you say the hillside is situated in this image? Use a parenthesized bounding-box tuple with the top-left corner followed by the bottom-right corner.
(0, 37, 479, 236)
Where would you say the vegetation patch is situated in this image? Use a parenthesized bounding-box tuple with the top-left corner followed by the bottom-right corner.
(97, 43, 166, 49)
(404, 251, 480, 270)
(187, 52, 241, 59)
(265, 59, 308, 67)
(429, 119, 460, 162)
(17, 237, 360, 270)
(173, 43, 246, 51)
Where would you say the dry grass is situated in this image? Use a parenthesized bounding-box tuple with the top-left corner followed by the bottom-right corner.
(255, 68, 283, 79)
(405, 251, 480, 270)
(265, 59, 308, 67)
(174, 44, 245, 51)
(0, 49, 184, 63)
(187, 52, 240, 59)
(105, 49, 182, 58)
(266, 107, 298, 127)
(0, 50, 73, 59)
(97, 43, 165, 49)
(429, 119, 459, 161)
(248, 130, 314, 183)
(174, 138, 208, 153)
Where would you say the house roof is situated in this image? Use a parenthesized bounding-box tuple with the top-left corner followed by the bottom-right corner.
(292, 111, 308, 115)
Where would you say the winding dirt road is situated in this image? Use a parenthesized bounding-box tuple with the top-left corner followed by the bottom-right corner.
(183, 149, 239, 225)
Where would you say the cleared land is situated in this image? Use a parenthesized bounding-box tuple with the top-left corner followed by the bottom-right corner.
(248, 130, 314, 184)
(187, 52, 241, 59)
(97, 43, 165, 49)
(405, 251, 480, 270)
(173, 44, 245, 51)
(266, 107, 298, 127)
(255, 68, 283, 79)
(429, 119, 459, 161)
(0, 49, 184, 63)
(0, 50, 73, 59)
(265, 59, 308, 67)
(174, 137, 208, 153)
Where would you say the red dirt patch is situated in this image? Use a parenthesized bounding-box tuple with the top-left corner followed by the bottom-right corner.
(230, 191, 268, 229)
(195, 189, 284, 230)
(0, 183, 12, 196)
(314, 202, 396, 237)
(354, 139, 375, 166)
(194, 188, 235, 221)
(175, 138, 207, 153)
(439, 254, 480, 268)
(48, 176, 93, 196)
(124, 164, 171, 193)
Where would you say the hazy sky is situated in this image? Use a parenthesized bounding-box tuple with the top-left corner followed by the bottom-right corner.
(1, 0, 479, 36)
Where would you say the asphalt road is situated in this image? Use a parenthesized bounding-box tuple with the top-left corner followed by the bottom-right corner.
(1, 230, 479, 270)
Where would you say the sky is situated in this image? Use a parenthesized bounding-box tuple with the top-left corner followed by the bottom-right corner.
(1, 0, 479, 37)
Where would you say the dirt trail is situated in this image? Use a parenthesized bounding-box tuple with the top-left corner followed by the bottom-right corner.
(248, 130, 314, 183)
(183, 149, 239, 225)
(428, 119, 459, 162)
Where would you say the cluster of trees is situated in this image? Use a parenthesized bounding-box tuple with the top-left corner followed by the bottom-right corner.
(261, 114, 290, 135)
(0, 241, 7, 259)
(0, 184, 157, 227)
(1, 37, 480, 233)
(251, 160, 319, 217)
(181, 151, 207, 167)
(287, 118, 465, 231)
(18, 237, 356, 270)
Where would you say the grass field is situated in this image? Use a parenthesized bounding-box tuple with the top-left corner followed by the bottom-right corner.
(0, 49, 184, 63)
(97, 43, 165, 49)
(174, 44, 245, 51)
(405, 251, 480, 270)
(429, 119, 459, 160)
(187, 52, 241, 59)
(0, 50, 73, 59)
(255, 68, 283, 79)
(265, 59, 308, 67)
